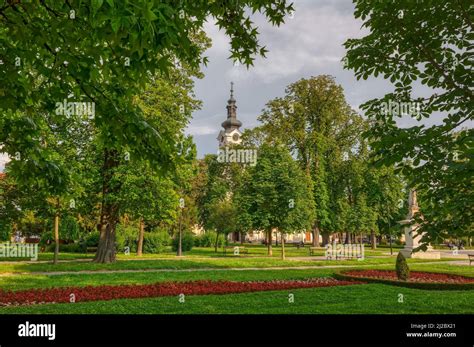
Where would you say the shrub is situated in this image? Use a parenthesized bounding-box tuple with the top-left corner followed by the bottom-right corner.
(116, 225, 171, 254)
(172, 231, 194, 252)
(143, 231, 171, 254)
(61, 243, 85, 253)
(39, 231, 54, 246)
(396, 252, 410, 281)
(194, 231, 226, 248)
(84, 231, 100, 247)
(45, 243, 85, 253)
(115, 224, 138, 253)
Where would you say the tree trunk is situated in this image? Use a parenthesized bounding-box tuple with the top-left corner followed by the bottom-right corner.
(53, 213, 59, 265)
(137, 217, 145, 256)
(345, 231, 350, 244)
(94, 149, 121, 263)
(389, 233, 393, 255)
(214, 231, 220, 253)
(240, 232, 244, 245)
(281, 234, 286, 260)
(177, 211, 182, 256)
(312, 224, 320, 247)
(371, 231, 377, 250)
(322, 233, 330, 246)
(267, 230, 273, 256)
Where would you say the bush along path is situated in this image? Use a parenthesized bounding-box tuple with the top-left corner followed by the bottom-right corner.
(0, 278, 364, 307)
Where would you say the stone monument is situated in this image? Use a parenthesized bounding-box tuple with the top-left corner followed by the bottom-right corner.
(399, 190, 440, 259)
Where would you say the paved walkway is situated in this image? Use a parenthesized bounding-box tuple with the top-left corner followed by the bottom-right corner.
(0, 260, 469, 277)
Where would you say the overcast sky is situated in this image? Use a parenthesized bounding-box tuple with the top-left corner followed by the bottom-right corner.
(188, 0, 377, 158)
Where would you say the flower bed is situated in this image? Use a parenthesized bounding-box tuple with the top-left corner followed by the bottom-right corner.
(0, 278, 364, 306)
(335, 270, 474, 290)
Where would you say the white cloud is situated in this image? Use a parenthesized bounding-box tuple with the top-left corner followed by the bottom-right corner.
(185, 124, 218, 136)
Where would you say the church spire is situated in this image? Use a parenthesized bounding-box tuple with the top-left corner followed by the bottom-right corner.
(222, 81, 242, 131)
(218, 82, 243, 147)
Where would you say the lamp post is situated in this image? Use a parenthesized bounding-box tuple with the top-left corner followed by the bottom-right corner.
(177, 197, 185, 256)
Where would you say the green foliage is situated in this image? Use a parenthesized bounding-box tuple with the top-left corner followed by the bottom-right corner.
(84, 231, 100, 248)
(116, 225, 171, 254)
(115, 224, 138, 253)
(257, 76, 371, 238)
(172, 232, 194, 252)
(235, 144, 316, 236)
(143, 230, 171, 254)
(344, 0, 473, 242)
(207, 199, 237, 237)
(59, 216, 80, 241)
(194, 231, 226, 248)
(45, 243, 85, 253)
(396, 252, 410, 281)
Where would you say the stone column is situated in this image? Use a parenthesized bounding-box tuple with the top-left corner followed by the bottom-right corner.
(399, 190, 440, 259)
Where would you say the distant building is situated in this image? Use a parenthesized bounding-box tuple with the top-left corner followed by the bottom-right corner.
(217, 82, 242, 147)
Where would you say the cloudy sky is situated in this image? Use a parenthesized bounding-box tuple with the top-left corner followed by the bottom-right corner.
(188, 0, 382, 158)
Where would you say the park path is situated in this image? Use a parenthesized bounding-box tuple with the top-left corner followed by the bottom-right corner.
(0, 260, 469, 277)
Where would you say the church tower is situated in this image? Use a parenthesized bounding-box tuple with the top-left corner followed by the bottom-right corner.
(217, 82, 242, 148)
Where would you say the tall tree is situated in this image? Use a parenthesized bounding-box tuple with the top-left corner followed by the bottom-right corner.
(344, 0, 473, 244)
(0, 0, 294, 263)
(235, 144, 315, 257)
(258, 76, 363, 246)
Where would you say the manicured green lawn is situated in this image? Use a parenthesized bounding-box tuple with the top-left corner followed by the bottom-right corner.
(0, 254, 449, 274)
(0, 244, 401, 263)
(0, 246, 470, 315)
(1, 283, 472, 314)
(0, 263, 471, 292)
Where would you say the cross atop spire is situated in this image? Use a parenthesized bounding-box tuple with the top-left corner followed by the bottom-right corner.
(229, 81, 236, 103)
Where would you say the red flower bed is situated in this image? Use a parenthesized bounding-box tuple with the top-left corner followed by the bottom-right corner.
(344, 270, 474, 284)
(0, 278, 363, 306)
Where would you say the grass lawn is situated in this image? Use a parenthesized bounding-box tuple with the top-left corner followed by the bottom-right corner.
(0, 246, 471, 315)
(0, 256, 444, 273)
(0, 244, 403, 263)
(1, 283, 472, 314)
(0, 263, 471, 292)
(0, 254, 450, 275)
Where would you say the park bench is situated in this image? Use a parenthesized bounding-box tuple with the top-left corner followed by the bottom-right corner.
(223, 246, 248, 256)
(469, 254, 473, 265)
(309, 247, 319, 256)
(86, 247, 98, 253)
(286, 241, 305, 249)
